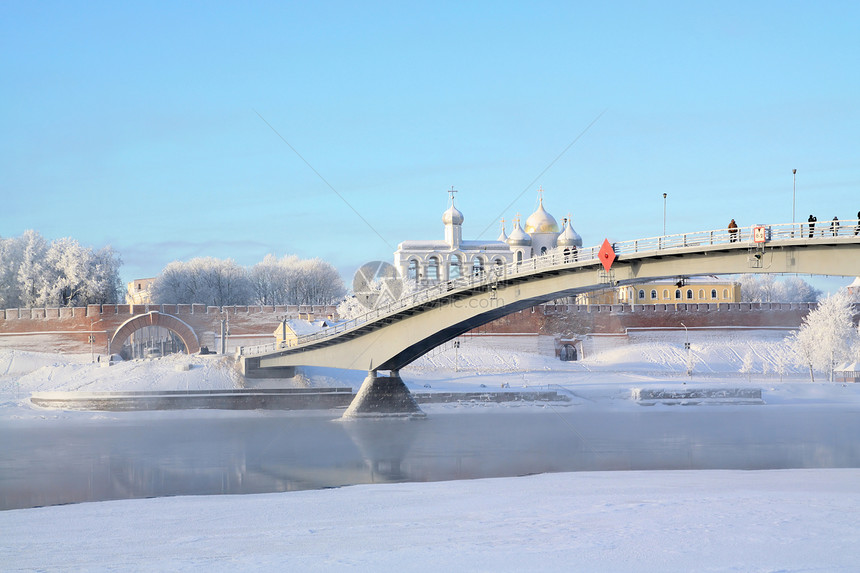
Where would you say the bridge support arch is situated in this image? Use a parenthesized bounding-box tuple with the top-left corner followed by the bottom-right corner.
(109, 311, 200, 356)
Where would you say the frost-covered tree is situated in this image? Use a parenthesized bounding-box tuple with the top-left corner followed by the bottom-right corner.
(152, 254, 345, 307)
(151, 257, 252, 306)
(738, 275, 820, 303)
(790, 289, 859, 382)
(249, 254, 295, 306)
(0, 231, 122, 308)
(740, 349, 755, 381)
(16, 230, 48, 307)
(292, 258, 346, 306)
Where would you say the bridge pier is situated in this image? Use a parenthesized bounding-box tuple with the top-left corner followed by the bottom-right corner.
(342, 369, 426, 419)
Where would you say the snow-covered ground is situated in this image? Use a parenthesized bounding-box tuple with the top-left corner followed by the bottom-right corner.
(2, 332, 859, 571)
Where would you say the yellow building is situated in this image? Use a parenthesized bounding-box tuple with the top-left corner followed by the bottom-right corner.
(576, 276, 741, 305)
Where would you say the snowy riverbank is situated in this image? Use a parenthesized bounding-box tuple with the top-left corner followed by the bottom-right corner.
(2, 333, 859, 571)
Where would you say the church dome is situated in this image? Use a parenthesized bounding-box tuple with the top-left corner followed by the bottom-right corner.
(557, 219, 583, 247)
(497, 220, 508, 242)
(524, 197, 560, 234)
(442, 204, 464, 226)
(506, 221, 532, 246)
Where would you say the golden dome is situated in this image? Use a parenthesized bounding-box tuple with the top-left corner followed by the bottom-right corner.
(524, 197, 560, 234)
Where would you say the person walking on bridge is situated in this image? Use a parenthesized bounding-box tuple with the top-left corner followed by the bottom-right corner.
(728, 219, 738, 242)
(808, 214, 817, 238)
(831, 216, 839, 236)
(855, 211, 859, 236)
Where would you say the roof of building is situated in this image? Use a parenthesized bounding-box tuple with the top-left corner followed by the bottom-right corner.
(442, 204, 464, 226)
(557, 219, 583, 247)
(524, 197, 560, 234)
(507, 220, 532, 246)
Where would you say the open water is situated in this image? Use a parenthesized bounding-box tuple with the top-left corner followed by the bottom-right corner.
(2, 405, 859, 510)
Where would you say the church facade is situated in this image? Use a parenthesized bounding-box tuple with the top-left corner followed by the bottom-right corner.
(393, 190, 582, 285)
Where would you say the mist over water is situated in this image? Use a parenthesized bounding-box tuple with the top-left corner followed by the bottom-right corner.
(3, 405, 859, 511)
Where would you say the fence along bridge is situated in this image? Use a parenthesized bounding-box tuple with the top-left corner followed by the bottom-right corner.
(239, 221, 860, 417)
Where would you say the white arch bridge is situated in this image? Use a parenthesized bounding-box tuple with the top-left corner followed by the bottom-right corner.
(239, 221, 860, 416)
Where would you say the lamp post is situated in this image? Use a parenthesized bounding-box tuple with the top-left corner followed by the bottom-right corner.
(663, 193, 667, 236)
(792, 169, 797, 225)
(90, 318, 104, 363)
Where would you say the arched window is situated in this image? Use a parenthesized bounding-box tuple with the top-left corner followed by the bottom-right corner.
(686, 289, 693, 299)
(407, 259, 419, 282)
(675, 289, 682, 299)
(723, 288, 729, 299)
(638, 289, 645, 300)
(472, 258, 484, 277)
(651, 289, 657, 300)
(663, 289, 669, 299)
(494, 258, 504, 267)
(516, 251, 523, 264)
(449, 255, 461, 280)
(540, 246, 548, 256)
(711, 289, 718, 299)
(698, 289, 705, 299)
(427, 257, 439, 281)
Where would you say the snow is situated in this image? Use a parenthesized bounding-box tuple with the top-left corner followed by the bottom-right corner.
(2, 331, 859, 571)
(3, 469, 858, 572)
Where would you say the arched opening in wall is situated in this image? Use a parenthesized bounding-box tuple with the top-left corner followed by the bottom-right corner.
(723, 288, 729, 299)
(560, 344, 577, 361)
(698, 289, 705, 299)
(651, 289, 658, 300)
(449, 254, 461, 280)
(638, 289, 645, 301)
(675, 289, 682, 299)
(686, 289, 693, 299)
(516, 251, 523, 264)
(540, 246, 547, 256)
(472, 258, 484, 277)
(711, 289, 718, 299)
(121, 326, 186, 360)
(109, 311, 200, 359)
(407, 259, 419, 282)
(427, 257, 440, 281)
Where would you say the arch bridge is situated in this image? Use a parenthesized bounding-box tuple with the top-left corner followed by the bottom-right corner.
(239, 221, 860, 416)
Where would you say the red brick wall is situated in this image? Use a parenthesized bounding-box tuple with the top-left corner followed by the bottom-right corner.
(0, 305, 338, 354)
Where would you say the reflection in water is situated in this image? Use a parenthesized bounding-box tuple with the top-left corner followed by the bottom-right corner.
(2, 407, 859, 510)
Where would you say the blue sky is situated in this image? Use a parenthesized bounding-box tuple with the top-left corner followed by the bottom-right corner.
(2, 1, 858, 292)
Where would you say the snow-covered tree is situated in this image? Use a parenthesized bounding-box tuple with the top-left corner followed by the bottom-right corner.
(16, 230, 48, 307)
(151, 254, 345, 307)
(740, 349, 755, 381)
(249, 254, 294, 306)
(151, 257, 252, 306)
(790, 289, 859, 382)
(0, 231, 122, 308)
(738, 275, 820, 303)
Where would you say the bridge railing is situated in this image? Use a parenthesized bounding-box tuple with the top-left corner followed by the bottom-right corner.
(238, 219, 859, 357)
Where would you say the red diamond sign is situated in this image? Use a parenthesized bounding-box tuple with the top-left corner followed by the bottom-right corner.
(599, 239, 616, 272)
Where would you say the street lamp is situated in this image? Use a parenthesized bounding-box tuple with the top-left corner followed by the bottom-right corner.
(792, 169, 797, 225)
(663, 193, 667, 236)
(90, 318, 104, 363)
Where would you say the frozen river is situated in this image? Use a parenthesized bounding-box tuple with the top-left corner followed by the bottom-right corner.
(3, 403, 859, 511)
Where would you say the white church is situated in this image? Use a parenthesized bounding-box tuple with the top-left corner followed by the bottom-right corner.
(393, 189, 582, 284)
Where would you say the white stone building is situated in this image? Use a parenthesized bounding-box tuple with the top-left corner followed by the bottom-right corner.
(393, 190, 582, 285)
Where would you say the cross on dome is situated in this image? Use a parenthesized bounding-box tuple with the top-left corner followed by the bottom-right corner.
(448, 186, 458, 206)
